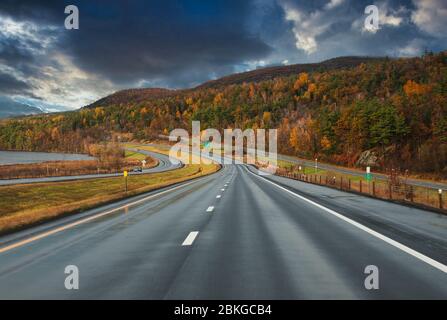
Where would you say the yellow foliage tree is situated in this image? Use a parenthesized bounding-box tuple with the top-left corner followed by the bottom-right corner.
(213, 93, 224, 105)
(50, 127, 60, 140)
(403, 80, 431, 96)
(289, 127, 299, 151)
(320, 136, 331, 150)
(293, 72, 309, 91)
(262, 111, 271, 126)
(94, 107, 104, 119)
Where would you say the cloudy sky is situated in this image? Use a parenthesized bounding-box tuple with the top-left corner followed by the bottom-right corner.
(0, 0, 446, 112)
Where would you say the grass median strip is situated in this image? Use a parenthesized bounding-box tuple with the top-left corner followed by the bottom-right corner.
(125, 149, 150, 161)
(0, 162, 219, 234)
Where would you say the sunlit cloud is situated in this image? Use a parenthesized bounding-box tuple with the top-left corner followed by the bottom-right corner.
(324, 0, 345, 10)
(411, 0, 447, 37)
(280, 1, 330, 54)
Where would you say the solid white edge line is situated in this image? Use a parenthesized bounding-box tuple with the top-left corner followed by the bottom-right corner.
(206, 206, 215, 212)
(182, 231, 199, 246)
(244, 166, 447, 274)
(0, 179, 202, 254)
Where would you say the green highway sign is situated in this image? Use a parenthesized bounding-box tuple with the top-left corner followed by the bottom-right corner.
(365, 166, 372, 181)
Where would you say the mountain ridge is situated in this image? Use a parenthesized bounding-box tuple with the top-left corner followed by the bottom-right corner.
(85, 55, 386, 109)
(0, 97, 43, 119)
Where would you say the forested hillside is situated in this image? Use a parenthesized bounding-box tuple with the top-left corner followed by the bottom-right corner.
(0, 52, 446, 176)
(85, 56, 381, 108)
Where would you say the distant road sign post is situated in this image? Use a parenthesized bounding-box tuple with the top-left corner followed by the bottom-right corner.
(124, 170, 128, 192)
(366, 166, 372, 182)
(366, 167, 372, 193)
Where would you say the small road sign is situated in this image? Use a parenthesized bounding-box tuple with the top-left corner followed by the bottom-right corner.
(124, 170, 128, 192)
(366, 166, 372, 182)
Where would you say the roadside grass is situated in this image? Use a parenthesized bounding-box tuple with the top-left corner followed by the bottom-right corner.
(126, 144, 169, 155)
(0, 153, 219, 234)
(277, 159, 326, 175)
(125, 149, 148, 161)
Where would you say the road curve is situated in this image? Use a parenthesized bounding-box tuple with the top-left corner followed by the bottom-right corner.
(144, 143, 447, 190)
(0, 150, 181, 186)
(0, 164, 446, 299)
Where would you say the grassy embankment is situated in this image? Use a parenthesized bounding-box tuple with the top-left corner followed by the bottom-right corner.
(0, 146, 219, 234)
(125, 149, 150, 161)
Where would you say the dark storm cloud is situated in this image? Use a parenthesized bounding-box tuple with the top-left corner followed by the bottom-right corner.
(0, 71, 31, 95)
(1, 0, 272, 88)
(0, 37, 35, 65)
(0, 0, 64, 24)
(67, 1, 272, 86)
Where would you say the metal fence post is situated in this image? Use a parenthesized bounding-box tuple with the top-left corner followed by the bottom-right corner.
(439, 189, 443, 209)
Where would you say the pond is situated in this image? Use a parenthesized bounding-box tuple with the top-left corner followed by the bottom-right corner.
(0, 151, 96, 165)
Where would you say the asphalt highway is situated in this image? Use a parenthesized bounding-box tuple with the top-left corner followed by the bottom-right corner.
(0, 164, 446, 299)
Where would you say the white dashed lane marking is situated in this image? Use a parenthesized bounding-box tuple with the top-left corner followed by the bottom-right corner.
(206, 206, 215, 212)
(182, 231, 199, 246)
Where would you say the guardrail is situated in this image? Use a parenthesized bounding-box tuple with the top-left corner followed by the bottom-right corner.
(275, 168, 446, 214)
